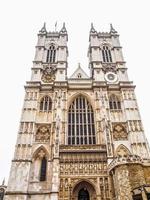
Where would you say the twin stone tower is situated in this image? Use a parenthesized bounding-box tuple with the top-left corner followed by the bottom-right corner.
(2, 23, 150, 200)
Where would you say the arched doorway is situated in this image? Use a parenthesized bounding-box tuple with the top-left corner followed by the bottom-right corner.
(78, 188, 89, 200)
(72, 181, 96, 200)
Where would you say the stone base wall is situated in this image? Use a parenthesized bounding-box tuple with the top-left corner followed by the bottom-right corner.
(110, 163, 150, 200)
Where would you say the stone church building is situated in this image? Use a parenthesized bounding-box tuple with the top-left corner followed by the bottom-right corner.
(2, 23, 150, 200)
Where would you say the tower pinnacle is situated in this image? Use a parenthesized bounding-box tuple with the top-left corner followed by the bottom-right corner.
(110, 23, 117, 34)
(39, 22, 47, 33)
(90, 23, 97, 33)
(60, 22, 67, 33)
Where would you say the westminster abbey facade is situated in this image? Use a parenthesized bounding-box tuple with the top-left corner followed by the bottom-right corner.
(2, 23, 150, 200)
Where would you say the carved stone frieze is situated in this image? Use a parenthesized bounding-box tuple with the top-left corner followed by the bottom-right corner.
(60, 161, 107, 176)
(102, 63, 117, 73)
(112, 123, 128, 140)
(108, 155, 142, 172)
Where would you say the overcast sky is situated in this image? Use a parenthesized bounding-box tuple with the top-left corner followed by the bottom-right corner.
(0, 0, 150, 183)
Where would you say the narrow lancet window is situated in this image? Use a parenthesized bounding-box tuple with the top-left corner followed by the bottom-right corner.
(40, 157, 47, 181)
(40, 96, 52, 112)
(102, 46, 112, 63)
(109, 94, 121, 110)
(46, 45, 56, 63)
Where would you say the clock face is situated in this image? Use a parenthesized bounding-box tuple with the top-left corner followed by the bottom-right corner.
(41, 65, 56, 83)
(105, 72, 118, 83)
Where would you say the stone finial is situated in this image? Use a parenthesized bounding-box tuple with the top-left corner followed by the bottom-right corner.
(60, 22, 67, 33)
(39, 22, 47, 33)
(90, 23, 97, 33)
(110, 23, 117, 34)
(78, 63, 81, 68)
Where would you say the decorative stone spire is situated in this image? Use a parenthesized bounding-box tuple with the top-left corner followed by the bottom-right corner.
(39, 22, 47, 34)
(60, 22, 67, 34)
(90, 23, 97, 33)
(110, 23, 117, 34)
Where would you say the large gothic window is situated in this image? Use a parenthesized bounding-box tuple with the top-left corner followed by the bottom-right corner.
(109, 94, 121, 110)
(46, 45, 56, 63)
(102, 46, 112, 63)
(40, 96, 52, 112)
(68, 95, 96, 145)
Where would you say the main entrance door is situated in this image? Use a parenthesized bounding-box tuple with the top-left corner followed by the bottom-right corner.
(78, 188, 89, 200)
(72, 180, 96, 200)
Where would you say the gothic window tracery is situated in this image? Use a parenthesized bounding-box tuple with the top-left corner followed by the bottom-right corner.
(68, 95, 96, 145)
(40, 96, 52, 112)
(46, 45, 56, 63)
(35, 126, 50, 142)
(109, 94, 121, 110)
(102, 46, 112, 63)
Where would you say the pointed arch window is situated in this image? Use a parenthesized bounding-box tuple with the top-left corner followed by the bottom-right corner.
(46, 45, 56, 63)
(40, 96, 52, 112)
(40, 156, 47, 181)
(109, 94, 121, 110)
(102, 46, 112, 63)
(68, 95, 96, 145)
(31, 149, 48, 182)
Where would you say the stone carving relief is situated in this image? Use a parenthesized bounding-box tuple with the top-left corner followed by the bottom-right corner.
(100, 177, 110, 199)
(113, 123, 128, 140)
(59, 178, 70, 199)
(60, 161, 107, 176)
(35, 125, 50, 142)
(102, 63, 117, 73)
(115, 145, 130, 157)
